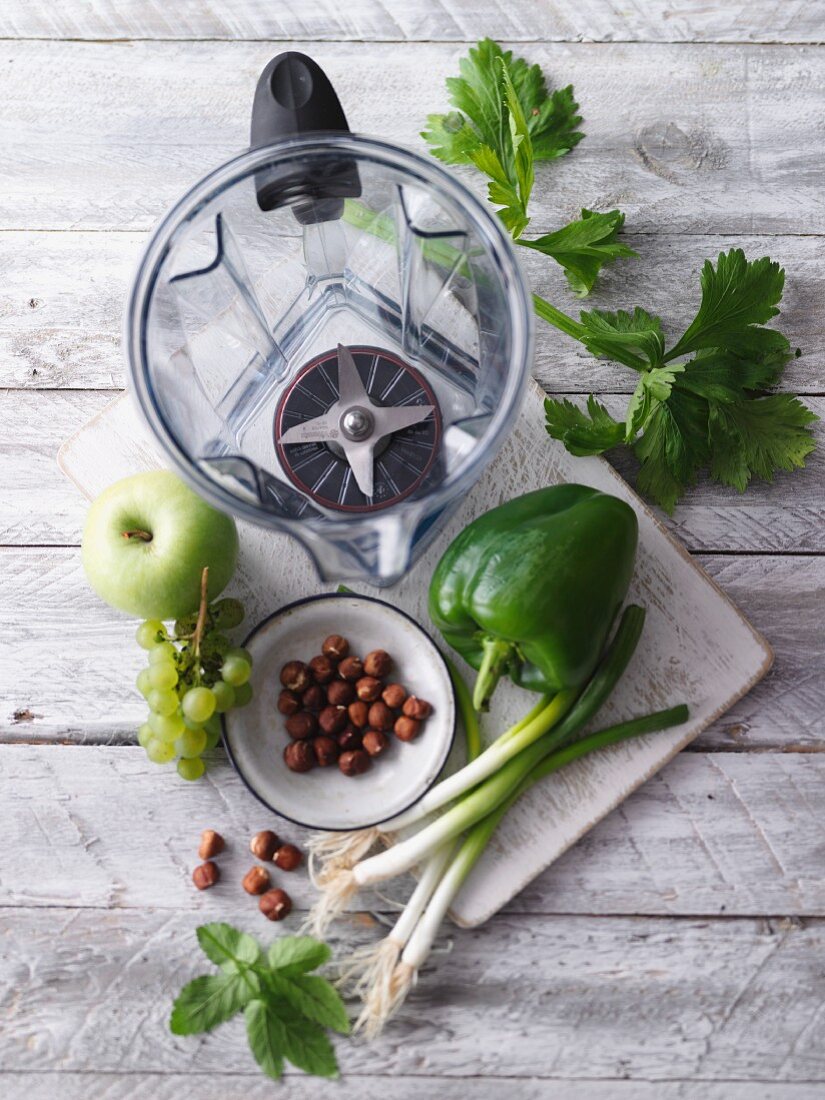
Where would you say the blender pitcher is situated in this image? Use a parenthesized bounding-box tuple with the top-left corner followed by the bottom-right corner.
(126, 53, 533, 585)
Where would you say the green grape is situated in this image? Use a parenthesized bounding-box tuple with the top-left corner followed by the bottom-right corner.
(182, 686, 216, 723)
(136, 619, 166, 650)
(212, 597, 245, 630)
(148, 662, 178, 691)
(221, 655, 251, 687)
(136, 668, 153, 698)
(177, 756, 206, 781)
(148, 640, 177, 664)
(149, 710, 185, 741)
(233, 681, 253, 708)
(137, 722, 153, 749)
(175, 728, 208, 759)
(212, 680, 235, 712)
(146, 737, 176, 764)
(147, 688, 179, 716)
(204, 713, 221, 735)
(182, 713, 204, 732)
(203, 723, 222, 750)
(225, 646, 254, 668)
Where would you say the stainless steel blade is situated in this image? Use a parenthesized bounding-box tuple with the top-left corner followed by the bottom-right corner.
(279, 413, 339, 446)
(342, 440, 375, 499)
(372, 403, 436, 437)
(336, 343, 370, 408)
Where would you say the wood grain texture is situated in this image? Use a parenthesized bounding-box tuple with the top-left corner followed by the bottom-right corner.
(2, 907, 825, 1081)
(1, 0, 822, 44)
(4, 231, 822, 393)
(2, 745, 825, 918)
(2, 41, 824, 234)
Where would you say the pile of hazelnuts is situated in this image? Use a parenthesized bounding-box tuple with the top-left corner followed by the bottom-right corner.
(278, 634, 433, 777)
(191, 827, 301, 921)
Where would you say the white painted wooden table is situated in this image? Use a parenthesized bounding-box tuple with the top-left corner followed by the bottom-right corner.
(2, 3, 825, 1096)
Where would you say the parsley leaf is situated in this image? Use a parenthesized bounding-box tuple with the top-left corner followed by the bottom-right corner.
(578, 306, 665, 369)
(520, 210, 638, 297)
(544, 395, 626, 456)
(708, 394, 817, 491)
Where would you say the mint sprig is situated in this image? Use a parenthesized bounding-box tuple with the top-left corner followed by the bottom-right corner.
(170, 924, 348, 1080)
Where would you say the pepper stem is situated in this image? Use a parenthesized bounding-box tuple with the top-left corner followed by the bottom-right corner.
(473, 638, 516, 712)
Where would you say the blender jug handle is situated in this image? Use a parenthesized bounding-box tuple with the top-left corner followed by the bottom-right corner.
(250, 52, 361, 223)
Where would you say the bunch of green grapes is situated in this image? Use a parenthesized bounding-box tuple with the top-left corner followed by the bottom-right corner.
(134, 597, 253, 781)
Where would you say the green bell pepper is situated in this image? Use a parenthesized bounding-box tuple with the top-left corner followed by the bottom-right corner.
(428, 484, 639, 710)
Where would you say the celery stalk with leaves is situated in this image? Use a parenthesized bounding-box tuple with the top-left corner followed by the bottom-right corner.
(422, 39, 816, 512)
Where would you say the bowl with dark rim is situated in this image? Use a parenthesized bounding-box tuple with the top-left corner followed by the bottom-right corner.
(222, 593, 457, 830)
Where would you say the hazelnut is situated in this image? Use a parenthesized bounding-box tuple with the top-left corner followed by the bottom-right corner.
(277, 689, 301, 716)
(198, 829, 225, 860)
(249, 830, 279, 861)
(192, 861, 220, 890)
(284, 740, 315, 772)
(362, 729, 389, 757)
(348, 700, 369, 729)
(339, 749, 371, 777)
(337, 726, 363, 752)
(274, 843, 302, 871)
(382, 682, 407, 709)
(338, 656, 364, 681)
(322, 634, 349, 660)
(242, 865, 271, 895)
(364, 649, 393, 678)
(394, 716, 421, 742)
(301, 684, 326, 712)
(318, 704, 348, 735)
(313, 735, 339, 767)
(326, 679, 355, 706)
(308, 654, 336, 684)
(285, 711, 317, 740)
(260, 887, 292, 921)
(403, 696, 433, 720)
(367, 701, 394, 731)
(355, 676, 382, 702)
(280, 660, 311, 693)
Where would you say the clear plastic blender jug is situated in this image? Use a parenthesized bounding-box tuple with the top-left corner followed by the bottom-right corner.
(126, 53, 533, 584)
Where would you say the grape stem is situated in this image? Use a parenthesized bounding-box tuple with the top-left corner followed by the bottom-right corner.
(193, 567, 210, 665)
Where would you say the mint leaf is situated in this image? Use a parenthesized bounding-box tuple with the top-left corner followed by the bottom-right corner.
(265, 973, 350, 1035)
(708, 394, 817, 491)
(245, 1000, 286, 1080)
(197, 922, 261, 972)
(267, 936, 332, 976)
(170, 972, 258, 1036)
(579, 307, 665, 370)
(520, 210, 637, 297)
(278, 1014, 339, 1078)
(545, 395, 625, 456)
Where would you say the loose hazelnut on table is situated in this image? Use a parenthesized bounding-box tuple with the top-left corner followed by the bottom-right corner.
(242, 865, 271, 895)
(313, 735, 339, 767)
(382, 682, 407, 709)
(348, 700, 369, 729)
(192, 861, 220, 890)
(367, 701, 395, 732)
(308, 654, 337, 684)
(338, 656, 364, 681)
(285, 711, 318, 740)
(403, 696, 433, 720)
(322, 634, 349, 660)
(355, 676, 382, 702)
(364, 649, 393, 678)
(327, 679, 355, 707)
(337, 725, 362, 752)
(284, 740, 316, 772)
(318, 704, 348, 735)
(301, 684, 326, 712)
(277, 689, 301, 716)
(280, 660, 312, 693)
(394, 716, 421, 742)
(274, 843, 303, 871)
(339, 748, 371, 777)
(260, 888, 292, 921)
(362, 729, 389, 757)
(198, 829, 225, 860)
(249, 830, 279, 861)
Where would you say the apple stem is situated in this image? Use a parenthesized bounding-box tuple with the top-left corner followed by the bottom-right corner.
(121, 529, 152, 542)
(193, 567, 210, 661)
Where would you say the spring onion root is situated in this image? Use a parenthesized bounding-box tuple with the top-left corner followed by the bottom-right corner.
(306, 827, 384, 887)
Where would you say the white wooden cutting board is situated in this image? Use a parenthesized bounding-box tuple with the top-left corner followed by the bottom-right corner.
(58, 383, 772, 928)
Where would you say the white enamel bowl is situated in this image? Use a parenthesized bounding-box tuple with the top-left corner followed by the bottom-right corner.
(223, 593, 456, 830)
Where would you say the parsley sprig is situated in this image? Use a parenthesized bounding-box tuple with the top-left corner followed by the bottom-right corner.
(170, 924, 349, 1080)
(423, 40, 817, 512)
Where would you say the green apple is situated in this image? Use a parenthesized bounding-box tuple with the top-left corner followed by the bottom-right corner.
(82, 470, 239, 620)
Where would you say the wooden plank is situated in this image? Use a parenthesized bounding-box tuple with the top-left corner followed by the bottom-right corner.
(5, 389, 824, 554)
(2, 907, 824, 1080)
(2, 745, 824, 917)
(0, 547, 817, 749)
(1, 0, 822, 44)
(3, 230, 823, 393)
(1, 41, 823, 234)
